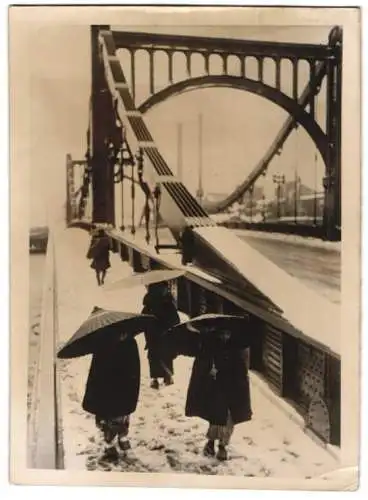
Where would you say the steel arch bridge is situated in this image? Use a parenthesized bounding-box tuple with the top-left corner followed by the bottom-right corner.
(67, 25, 342, 243)
(62, 25, 342, 448)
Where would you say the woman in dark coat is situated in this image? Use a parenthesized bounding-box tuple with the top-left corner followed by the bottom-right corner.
(141, 282, 180, 389)
(82, 334, 140, 461)
(88, 229, 111, 286)
(182, 329, 252, 461)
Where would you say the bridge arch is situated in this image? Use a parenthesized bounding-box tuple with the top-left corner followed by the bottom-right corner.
(138, 74, 328, 167)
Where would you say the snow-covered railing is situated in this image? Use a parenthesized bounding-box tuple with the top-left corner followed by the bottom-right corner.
(27, 229, 64, 469)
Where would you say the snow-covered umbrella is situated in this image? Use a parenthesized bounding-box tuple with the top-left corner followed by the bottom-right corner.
(57, 306, 157, 359)
(103, 268, 185, 291)
(165, 313, 251, 356)
(171, 313, 249, 334)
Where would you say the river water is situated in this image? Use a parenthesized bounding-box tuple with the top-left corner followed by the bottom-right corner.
(28, 254, 45, 419)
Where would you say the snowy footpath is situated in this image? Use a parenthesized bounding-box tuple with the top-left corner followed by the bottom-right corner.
(54, 225, 339, 479)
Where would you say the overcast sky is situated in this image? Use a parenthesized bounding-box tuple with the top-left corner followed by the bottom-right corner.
(26, 17, 332, 227)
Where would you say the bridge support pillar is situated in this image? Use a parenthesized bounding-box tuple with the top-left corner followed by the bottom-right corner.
(323, 27, 342, 241)
(90, 25, 115, 226)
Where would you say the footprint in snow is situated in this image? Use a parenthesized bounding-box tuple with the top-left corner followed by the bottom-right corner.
(167, 428, 181, 436)
(259, 466, 272, 477)
(166, 452, 179, 469)
(286, 450, 299, 458)
(67, 392, 79, 403)
(147, 440, 165, 451)
(199, 464, 217, 475)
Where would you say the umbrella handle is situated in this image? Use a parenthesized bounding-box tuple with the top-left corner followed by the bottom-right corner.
(160, 360, 173, 378)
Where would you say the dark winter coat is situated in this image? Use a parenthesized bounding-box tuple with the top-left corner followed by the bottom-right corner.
(89, 236, 111, 272)
(184, 335, 252, 426)
(141, 288, 180, 378)
(82, 337, 140, 419)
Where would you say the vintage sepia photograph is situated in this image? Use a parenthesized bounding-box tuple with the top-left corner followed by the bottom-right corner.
(10, 5, 361, 490)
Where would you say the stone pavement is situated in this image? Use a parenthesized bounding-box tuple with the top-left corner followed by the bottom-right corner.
(53, 225, 340, 480)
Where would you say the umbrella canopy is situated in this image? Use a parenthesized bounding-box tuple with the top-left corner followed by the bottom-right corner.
(103, 268, 185, 292)
(171, 313, 249, 333)
(166, 313, 251, 353)
(57, 306, 157, 359)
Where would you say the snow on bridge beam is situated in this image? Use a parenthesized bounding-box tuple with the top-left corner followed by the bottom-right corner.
(111, 30, 331, 60)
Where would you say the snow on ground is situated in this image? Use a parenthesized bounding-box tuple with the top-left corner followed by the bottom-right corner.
(54, 225, 339, 479)
(231, 229, 341, 253)
(58, 347, 338, 478)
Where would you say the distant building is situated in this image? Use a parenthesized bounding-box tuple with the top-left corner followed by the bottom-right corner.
(242, 185, 264, 205)
(275, 179, 314, 201)
(204, 192, 229, 203)
(268, 179, 324, 220)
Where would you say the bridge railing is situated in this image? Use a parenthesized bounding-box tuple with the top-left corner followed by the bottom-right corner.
(27, 229, 64, 469)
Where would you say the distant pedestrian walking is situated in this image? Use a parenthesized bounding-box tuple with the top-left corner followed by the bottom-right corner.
(87, 229, 111, 286)
(142, 282, 180, 389)
(82, 335, 141, 462)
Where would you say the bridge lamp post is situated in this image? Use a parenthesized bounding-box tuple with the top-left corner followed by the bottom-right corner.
(249, 185, 254, 222)
(272, 174, 285, 220)
(294, 174, 300, 225)
(313, 152, 318, 226)
(294, 123, 299, 225)
(261, 195, 266, 222)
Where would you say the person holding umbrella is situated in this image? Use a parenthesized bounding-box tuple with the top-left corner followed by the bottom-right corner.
(82, 331, 139, 461)
(58, 306, 157, 463)
(142, 281, 180, 389)
(104, 269, 184, 389)
(167, 314, 253, 461)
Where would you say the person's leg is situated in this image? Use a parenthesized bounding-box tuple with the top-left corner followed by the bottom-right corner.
(95, 270, 101, 286)
(163, 364, 174, 386)
(162, 351, 174, 386)
(95, 415, 103, 430)
(101, 269, 107, 285)
(164, 375, 174, 386)
(100, 418, 119, 462)
(148, 351, 160, 389)
(150, 378, 159, 389)
(216, 414, 234, 461)
(203, 424, 216, 456)
(117, 416, 131, 452)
